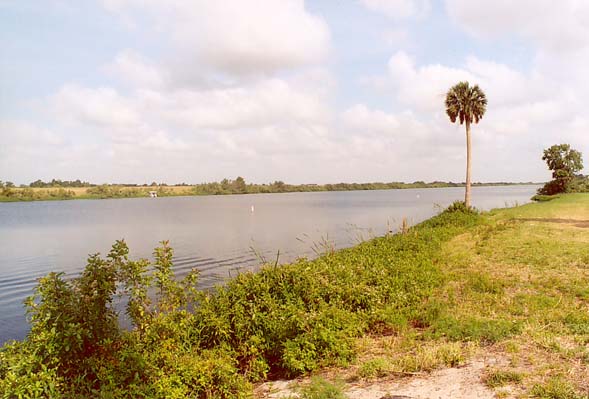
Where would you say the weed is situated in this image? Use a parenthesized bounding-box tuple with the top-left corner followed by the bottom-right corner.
(357, 358, 390, 379)
(297, 377, 347, 399)
(531, 377, 586, 399)
(483, 368, 523, 388)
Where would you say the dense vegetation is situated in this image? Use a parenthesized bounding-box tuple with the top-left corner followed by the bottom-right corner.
(0, 203, 480, 398)
(0, 186, 77, 202)
(0, 177, 535, 202)
(537, 144, 586, 196)
(28, 179, 93, 188)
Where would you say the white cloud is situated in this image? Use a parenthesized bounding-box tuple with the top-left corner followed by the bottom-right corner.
(102, 0, 330, 76)
(6, 0, 589, 185)
(341, 104, 399, 135)
(0, 120, 64, 149)
(446, 0, 589, 53)
(387, 51, 476, 112)
(51, 85, 140, 128)
(141, 78, 329, 130)
(140, 131, 188, 151)
(359, 0, 431, 19)
(105, 51, 165, 88)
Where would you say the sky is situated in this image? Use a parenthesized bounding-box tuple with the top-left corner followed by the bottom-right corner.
(1, 0, 588, 185)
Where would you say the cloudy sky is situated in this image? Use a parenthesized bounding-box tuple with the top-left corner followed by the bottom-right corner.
(1, 0, 588, 185)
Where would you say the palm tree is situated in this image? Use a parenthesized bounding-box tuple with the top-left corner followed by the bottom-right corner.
(445, 81, 487, 208)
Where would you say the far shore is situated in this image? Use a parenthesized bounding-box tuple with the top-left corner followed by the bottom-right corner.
(0, 181, 541, 203)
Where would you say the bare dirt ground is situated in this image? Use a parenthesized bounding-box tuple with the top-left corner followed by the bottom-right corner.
(256, 356, 508, 399)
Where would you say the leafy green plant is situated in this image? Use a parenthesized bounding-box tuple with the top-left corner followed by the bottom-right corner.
(297, 377, 347, 399)
(539, 144, 584, 195)
(358, 358, 390, 379)
(0, 207, 484, 396)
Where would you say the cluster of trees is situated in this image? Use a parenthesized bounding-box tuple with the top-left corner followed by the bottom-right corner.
(188, 177, 524, 196)
(0, 187, 76, 201)
(0, 181, 15, 188)
(86, 185, 172, 198)
(538, 144, 586, 195)
(29, 179, 93, 188)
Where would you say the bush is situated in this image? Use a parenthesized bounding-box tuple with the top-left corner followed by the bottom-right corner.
(297, 377, 347, 399)
(0, 209, 482, 396)
(445, 200, 479, 214)
(532, 194, 561, 202)
(358, 358, 390, 379)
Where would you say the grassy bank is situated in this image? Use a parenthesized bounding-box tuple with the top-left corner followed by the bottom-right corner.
(306, 194, 589, 398)
(1, 195, 588, 398)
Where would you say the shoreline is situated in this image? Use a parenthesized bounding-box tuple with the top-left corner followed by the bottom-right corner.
(0, 182, 541, 203)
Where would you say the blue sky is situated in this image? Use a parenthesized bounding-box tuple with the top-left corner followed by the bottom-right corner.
(1, 0, 588, 184)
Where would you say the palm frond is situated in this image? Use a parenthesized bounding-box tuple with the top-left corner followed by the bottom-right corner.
(444, 81, 487, 125)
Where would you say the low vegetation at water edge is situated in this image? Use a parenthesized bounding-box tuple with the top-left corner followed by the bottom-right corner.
(0, 202, 480, 397)
(2, 195, 589, 398)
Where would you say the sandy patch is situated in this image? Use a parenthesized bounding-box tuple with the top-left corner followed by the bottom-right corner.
(256, 358, 505, 399)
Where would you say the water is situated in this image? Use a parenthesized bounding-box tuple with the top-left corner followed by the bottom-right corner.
(0, 185, 539, 344)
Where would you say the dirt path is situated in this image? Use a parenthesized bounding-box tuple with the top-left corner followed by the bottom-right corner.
(256, 358, 503, 399)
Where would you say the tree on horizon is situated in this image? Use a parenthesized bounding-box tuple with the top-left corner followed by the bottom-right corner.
(445, 81, 487, 208)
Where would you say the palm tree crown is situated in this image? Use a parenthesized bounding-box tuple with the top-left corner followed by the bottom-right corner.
(445, 81, 487, 125)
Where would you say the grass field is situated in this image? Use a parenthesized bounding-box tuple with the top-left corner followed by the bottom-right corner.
(309, 194, 589, 398)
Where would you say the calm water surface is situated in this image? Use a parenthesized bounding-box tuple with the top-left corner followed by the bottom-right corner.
(0, 186, 539, 343)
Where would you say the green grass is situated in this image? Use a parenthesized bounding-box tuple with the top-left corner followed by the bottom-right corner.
(296, 377, 347, 399)
(483, 369, 524, 388)
(2, 194, 589, 398)
(531, 377, 587, 399)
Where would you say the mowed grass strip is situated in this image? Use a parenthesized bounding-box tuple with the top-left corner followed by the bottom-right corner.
(418, 194, 589, 397)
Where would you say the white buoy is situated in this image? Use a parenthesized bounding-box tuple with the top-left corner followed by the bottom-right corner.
(251, 205, 255, 213)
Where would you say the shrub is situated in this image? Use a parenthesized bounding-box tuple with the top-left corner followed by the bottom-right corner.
(0, 208, 482, 396)
(532, 194, 561, 202)
(297, 377, 347, 399)
(358, 358, 390, 379)
(445, 200, 479, 214)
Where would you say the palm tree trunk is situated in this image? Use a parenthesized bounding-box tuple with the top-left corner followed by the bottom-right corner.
(465, 120, 472, 208)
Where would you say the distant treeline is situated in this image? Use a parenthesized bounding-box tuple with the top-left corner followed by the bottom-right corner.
(0, 177, 538, 202)
(187, 177, 536, 195)
(28, 179, 94, 188)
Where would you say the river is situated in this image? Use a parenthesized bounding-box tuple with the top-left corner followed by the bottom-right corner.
(0, 185, 539, 343)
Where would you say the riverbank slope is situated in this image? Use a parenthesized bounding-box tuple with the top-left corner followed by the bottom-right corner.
(258, 193, 589, 398)
(1, 195, 587, 398)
